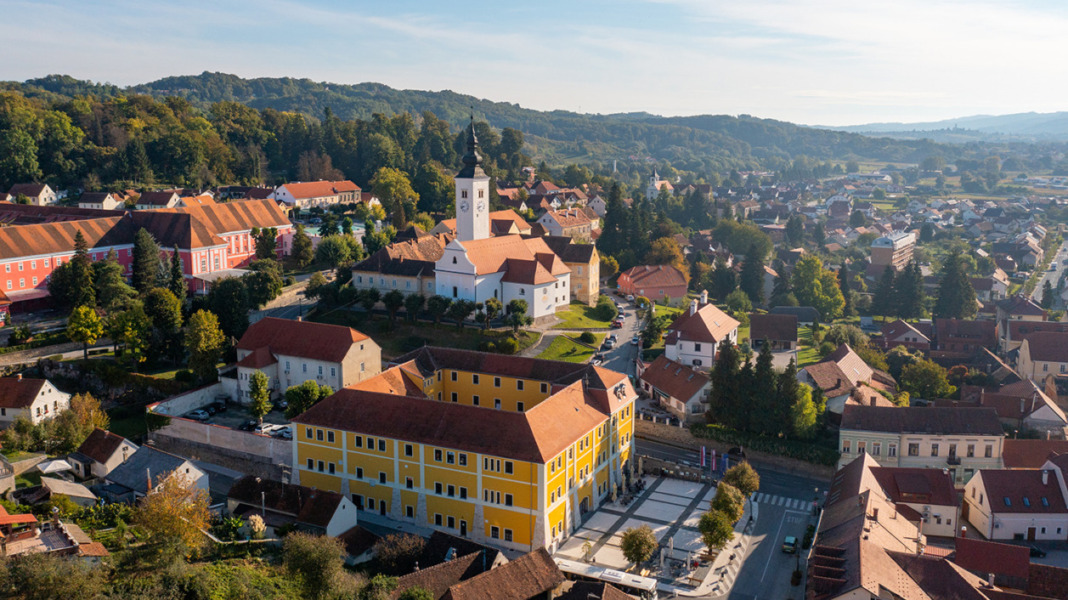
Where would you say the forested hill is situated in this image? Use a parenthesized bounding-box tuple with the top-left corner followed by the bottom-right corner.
(10, 72, 956, 171)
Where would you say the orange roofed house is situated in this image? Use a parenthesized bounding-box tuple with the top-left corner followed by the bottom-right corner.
(271, 180, 362, 209)
(290, 346, 637, 554)
(664, 294, 739, 369)
(617, 265, 688, 306)
(231, 317, 381, 405)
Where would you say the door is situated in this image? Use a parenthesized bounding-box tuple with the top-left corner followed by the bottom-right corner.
(380, 502, 387, 516)
(1028, 527, 1037, 541)
(460, 520, 468, 537)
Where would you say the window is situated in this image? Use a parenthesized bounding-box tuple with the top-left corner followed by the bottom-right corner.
(967, 444, 975, 458)
(303, 363, 307, 373)
(307, 458, 313, 469)
(18, 279, 23, 288)
(327, 431, 335, 443)
(948, 444, 957, 457)
(354, 436, 363, 448)
(316, 429, 324, 441)
(406, 477, 414, 489)
(317, 460, 324, 472)
(435, 514, 443, 526)
(31, 277, 36, 286)
(931, 443, 940, 457)
(517, 380, 524, 391)
(494, 377, 501, 387)
(473, 395, 480, 406)
(451, 371, 458, 382)
(517, 402, 525, 412)
(494, 399, 501, 410)
(435, 482, 443, 494)
(908, 443, 919, 456)
(405, 444, 414, 457)
(460, 487, 467, 499)
(330, 367, 336, 377)
(1003, 497, 1011, 507)
(888, 444, 897, 458)
(504, 461, 514, 474)
(379, 472, 387, 484)
(1042, 497, 1050, 507)
(379, 439, 386, 452)
(505, 493, 513, 506)
(328, 463, 335, 474)
(451, 392, 458, 403)
(472, 374, 479, 384)
(857, 441, 866, 454)
(459, 453, 467, 466)
(872, 443, 881, 456)
(356, 467, 364, 479)
(985, 445, 993, 458)
(318, 365, 323, 376)
(1024, 497, 1031, 507)
(406, 506, 415, 518)
(541, 383, 548, 393)
(434, 449, 443, 462)
(447, 451, 455, 464)
(305, 428, 312, 439)
(491, 526, 500, 539)
(504, 529, 513, 542)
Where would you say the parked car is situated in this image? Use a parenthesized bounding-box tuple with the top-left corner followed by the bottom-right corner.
(611, 320, 623, 329)
(626, 294, 635, 302)
(603, 339, 616, 350)
(782, 536, 798, 554)
(238, 419, 257, 431)
(207, 401, 226, 415)
(1029, 545, 1047, 558)
(256, 423, 281, 435)
(608, 334, 617, 341)
(271, 426, 293, 440)
(186, 409, 210, 421)
(631, 335, 640, 346)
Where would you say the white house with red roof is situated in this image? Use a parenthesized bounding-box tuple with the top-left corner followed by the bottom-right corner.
(0, 376, 70, 427)
(433, 121, 570, 321)
(637, 354, 711, 422)
(663, 294, 739, 369)
(5, 183, 56, 206)
(963, 455, 1068, 541)
(271, 180, 361, 209)
(233, 318, 381, 403)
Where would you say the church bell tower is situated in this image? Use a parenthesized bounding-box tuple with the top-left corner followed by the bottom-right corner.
(455, 117, 491, 242)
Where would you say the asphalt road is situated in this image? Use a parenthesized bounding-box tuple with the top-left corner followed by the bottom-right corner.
(1031, 240, 1068, 308)
(598, 297, 643, 377)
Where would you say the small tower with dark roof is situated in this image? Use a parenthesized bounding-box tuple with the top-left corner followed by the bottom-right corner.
(455, 116, 491, 242)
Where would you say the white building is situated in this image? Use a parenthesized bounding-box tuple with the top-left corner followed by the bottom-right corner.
(6, 183, 57, 206)
(963, 458, 1068, 542)
(0, 376, 71, 427)
(271, 180, 361, 209)
(432, 120, 570, 321)
(78, 192, 123, 210)
(663, 293, 739, 369)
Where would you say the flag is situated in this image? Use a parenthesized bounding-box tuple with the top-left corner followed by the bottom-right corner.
(700, 446, 706, 467)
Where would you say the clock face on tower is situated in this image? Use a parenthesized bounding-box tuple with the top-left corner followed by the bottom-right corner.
(460, 201, 470, 213)
(476, 200, 486, 212)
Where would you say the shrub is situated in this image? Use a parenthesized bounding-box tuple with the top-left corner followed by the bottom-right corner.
(374, 533, 427, 576)
(174, 369, 196, 383)
(818, 341, 837, 357)
(593, 296, 618, 321)
(579, 331, 596, 344)
(690, 423, 841, 466)
(496, 337, 518, 355)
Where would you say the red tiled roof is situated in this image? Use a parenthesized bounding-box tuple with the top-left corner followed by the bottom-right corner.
(137, 191, 179, 206)
(869, 467, 957, 507)
(976, 469, 1068, 514)
(235, 346, 277, 369)
(237, 317, 369, 364)
(1008, 320, 1068, 342)
(444, 548, 563, 600)
(667, 303, 739, 345)
(639, 355, 710, 402)
(227, 475, 345, 528)
(841, 406, 1003, 435)
(0, 377, 46, 409)
(749, 313, 797, 343)
(438, 210, 531, 236)
(1022, 331, 1068, 363)
(1003, 439, 1068, 469)
(953, 537, 1030, 580)
(74, 428, 130, 465)
(619, 264, 687, 289)
(279, 180, 360, 200)
(0, 505, 36, 526)
(6, 183, 48, 197)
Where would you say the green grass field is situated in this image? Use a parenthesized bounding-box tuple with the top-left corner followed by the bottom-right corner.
(537, 334, 605, 363)
(797, 326, 821, 367)
(553, 302, 614, 330)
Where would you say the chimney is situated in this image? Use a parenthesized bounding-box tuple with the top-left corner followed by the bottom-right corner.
(1043, 470, 1049, 485)
(15, 374, 20, 381)
(986, 573, 995, 588)
(689, 299, 698, 316)
(296, 315, 302, 322)
(700, 289, 708, 304)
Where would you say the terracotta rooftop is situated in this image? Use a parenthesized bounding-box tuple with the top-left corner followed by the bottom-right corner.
(869, 467, 958, 507)
(237, 317, 369, 365)
(277, 180, 360, 200)
(1003, 439, 1068, 469)
(73, 428, 131, 465)
(666, 302, 740, 345)
(841, 405, 1003, 436)
(444, 548, 562, 600)
(0, 377, 47, 409)
(1022, 331, 1068, 363)
(749, 313, 798, 343)
(227, 475, 346, 529)
(639, 355, 710, 401)
(619, 264, 687, 289)
(977, 469, 1068, 515)
(437, 210, 532, 237)
(953, 537, 1030, 581)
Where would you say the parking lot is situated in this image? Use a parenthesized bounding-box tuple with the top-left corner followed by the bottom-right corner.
(181, 402, 291, 438)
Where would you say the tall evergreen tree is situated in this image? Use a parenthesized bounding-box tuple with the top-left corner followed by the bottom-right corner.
(132, 228, 161, 294)
(769, 270, 797, 307)
(896, 261, 926, 319)
(934, 251, 978, 319)
(838, 261, 852, 317)
(710, 258, 737, 300)
(598, 183, 626, 256)
(812, 222, 825, 246)
(751, 343, 777, 434)
(169, 245, 186, 303)
(1042, 280, 1054, 309)
(872, 266, 896, 317)
(70, 231, 95, 308)
(739, 244, 765, 306)
(778, 359, 803, 436)
(785, 215, 804, 247)
(707, 339, 741, 427)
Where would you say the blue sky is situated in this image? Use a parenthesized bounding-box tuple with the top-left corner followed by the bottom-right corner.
(3, 0, 1066, 125)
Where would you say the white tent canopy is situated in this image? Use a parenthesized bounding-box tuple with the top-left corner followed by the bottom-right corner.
(36, 459, 73, 474)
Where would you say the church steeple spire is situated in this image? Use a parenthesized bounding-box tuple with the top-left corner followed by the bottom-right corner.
(458, 115, 485, 179)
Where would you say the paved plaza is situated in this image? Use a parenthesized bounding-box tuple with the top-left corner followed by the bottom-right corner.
(555, 476, 727, 593)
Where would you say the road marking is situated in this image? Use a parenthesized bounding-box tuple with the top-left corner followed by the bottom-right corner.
(760, 511, 789, 584)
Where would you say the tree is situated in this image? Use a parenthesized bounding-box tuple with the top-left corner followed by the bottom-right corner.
(886, 345, 923, 380)
(838, 261, 852, 317)
(132, 228, 162, 294)
(644, 237, 688, 283)
(249, 371, 271, 425)
(769, 270, 796, 308)
(69, 392, 109, 433)
(244, 259, 284, 308)
(872, 266, 896, 317)
(66, 230, 96, 308)
(505, 299, 533, 334)
(723, 462, 760, 497)
(823, 324, 868, 348)
(710, 482, 745, 524)
(305, 271, 329, 300)
(812, 222, 826, 246)
(785, 215, 804, 246)
(284, 532, 349, 600)
(725, 288, 752, 314)
(1042, 280, 1054, 309)
(446, 299, 476, 330)
(398, 588, 434, 600)
(107, 304, 152, 367)
(710, 258, 737, 300)
(133, 471, 211, 556)
(739, 244, 765, 305)
(315, 235, 353, 269)
(168, 246, 187, 303)
(619, 524, 657, 567)
(292, 224, 315, 267)
(371, 166, 419, 229)
(895, 261, 927, 320)
(383, 289, 405, 323)
(341, 216, 354, 236)
(791, 255, 845, 320)
(900, 359, 955, 400)
(93, 249, 135, 311)
(359, 575, 399, 600)
(185, 309, 226, 382)
(208, 277, 250, 338)
(699, 510, 735, 550)
(426, 295, 452, 326)
(254, 227, 278, 260)
(373, 533, 427, 576)
(789, 383, 819, 439)
(357, 288, 381, 315)
(934, 251, 978, 319)
(0, 551, 107, 600)
(284, 380, 334, 419)
(600, 255, 619, 281)
(404, 293, 426, 322)
(708, 339, 743, 429)
(849, 209, 866, 228)
(67, 305, 103, 360)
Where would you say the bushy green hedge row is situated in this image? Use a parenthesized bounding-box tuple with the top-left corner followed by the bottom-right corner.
(689, 423, 841, 466)
(0, 332, 70, 355)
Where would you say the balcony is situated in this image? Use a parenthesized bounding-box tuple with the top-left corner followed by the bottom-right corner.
(947, 455, 961, 465)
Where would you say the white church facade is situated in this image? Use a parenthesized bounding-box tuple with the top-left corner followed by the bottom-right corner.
(431, 119, 571, 320)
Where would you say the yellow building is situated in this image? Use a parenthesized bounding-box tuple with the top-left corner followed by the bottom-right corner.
(290, 346, 636, 553)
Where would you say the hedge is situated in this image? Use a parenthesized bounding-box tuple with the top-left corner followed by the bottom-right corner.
(689, 423, 841, 466)
(0, 332, 70, 356)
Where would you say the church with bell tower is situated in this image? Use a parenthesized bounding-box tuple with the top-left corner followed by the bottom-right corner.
(433, 118, 572, 320)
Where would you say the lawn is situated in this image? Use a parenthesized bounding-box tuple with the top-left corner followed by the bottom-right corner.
(552, 301, 614, 330)
(536, 334, 604, 363)
(650, 303, 683, 320)
(797, 326, 821, 367)
(107, 408, 151, 441)
(310, 309, 540, 359)
(14, 471, 41, 489)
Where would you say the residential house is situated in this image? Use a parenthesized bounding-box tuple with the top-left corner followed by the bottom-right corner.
(352, 234, 450, 298)
(1003, 439, 1068, 469)
(799, 344, 896, 415)
(617, 265, 688, 305)
(67, 428, 138, 479)
(954, 380, 1068, 438)
(535, 208, 598, 243)
(135, 191, 180, 210)
(867, 461, 960, 537)
(391, 547, 563, 600)
(932, 318, 998, 364)
(0, 508, 108, 560)
(873, 319, 932, 353)
(637, 355, 712, 422)
(271, 180, 361, 209)
(963, 459, 1068, 542)
(13, 477, 97, 508)
(1019, 331, 1068, 382)
(540, 236, 600, 307)
(0, 376, 70, 427)
(664, 296, 740, 369)
(77, 192, 123, 210)
(290, 346, 637, 553)
(102, 446, 209, 503)
(5, 183, 56, 206)
(431, 209, 532, 239)
(838, 405, 1004, 485)
(1004, 321, 1068, 354)
(997, 296, 1048, 337)
(586, 194, 606, 217)
(748, 313, 798, 351)
(227, 475, 358, 537)
(233, 317, 382, 404)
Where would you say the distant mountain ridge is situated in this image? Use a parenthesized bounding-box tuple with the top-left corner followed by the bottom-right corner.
(8, 72, 961, 167)
(822, 112, 1068, 141)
